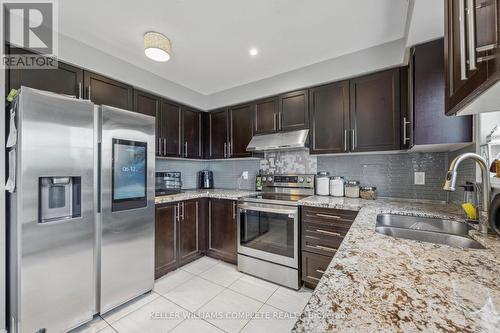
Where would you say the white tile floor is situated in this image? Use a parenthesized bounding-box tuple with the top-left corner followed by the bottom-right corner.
(72, 256, 312, 333)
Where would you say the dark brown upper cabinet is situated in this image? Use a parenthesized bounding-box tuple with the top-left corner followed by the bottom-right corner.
(445, 0, 500, 115)
(8, 58, 83, 98)
(412, 39, 473, 146)
(207, 199, 237, 264)
(157, 100, 182, 157)
(279, 89, 309, 131)
(350, 68, 402, 152)
(309, 81, 350, 154)
(228, 103, 254, 158)
(83, 72, 133, 110)
(254, 97, 279, 134)
(133, 90, 158, 117)
(206, 109, 228, 159)
(182, 108, 202, 159)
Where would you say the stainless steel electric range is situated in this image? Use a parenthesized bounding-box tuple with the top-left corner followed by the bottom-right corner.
(237, 174, 315, 289)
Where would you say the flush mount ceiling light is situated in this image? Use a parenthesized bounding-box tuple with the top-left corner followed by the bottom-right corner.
(249, 48, 259, 56)
(144, 32, 171, 62)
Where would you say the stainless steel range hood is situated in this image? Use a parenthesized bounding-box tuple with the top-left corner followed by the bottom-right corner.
(246, 129, 309, 152)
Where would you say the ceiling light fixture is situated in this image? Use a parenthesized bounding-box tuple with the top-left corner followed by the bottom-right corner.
(144, 32, 171, 62)
(249, 48, 259, 56)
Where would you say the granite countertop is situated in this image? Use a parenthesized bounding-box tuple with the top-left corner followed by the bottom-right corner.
(155, 189, 257, 204)
(293, 196, 500, 333)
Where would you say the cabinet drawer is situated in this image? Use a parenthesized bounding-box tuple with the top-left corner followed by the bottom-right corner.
(303, 206, 357, 225)
(302, 235, 340, 257)
(303, 220, 350, 238)
(302, 251, 332, 288)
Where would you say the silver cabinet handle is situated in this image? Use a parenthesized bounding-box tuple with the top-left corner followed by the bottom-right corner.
(273, 113, 277, 131)
(228, 141, 232, 157)
(403, 117, 411, 144)
(306, 244, 337, 253)
(224, 142, 227, 158)
(466, 0, 477, 71)
(351, 129, 355, 151)
(184, 142, 188, 157)
(315, 229, 342, 237)
(344, 130, 348, 152)
(163, 138, 167, 155)
(88, 85, 92, 100)
(315, 213, 341, 219)
(174, 204, 179, 222)
(459, 0, 468, 80)
(78, 82, 82, 99)
(158, 137, 162, 156)
(278, 111, 282, 130)
(316, 269, 326, 274)
(181, 202, 185, 220)
(232, 202, 236, 220)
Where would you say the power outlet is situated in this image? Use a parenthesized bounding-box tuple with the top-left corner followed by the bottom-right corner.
(414, 172, 425, 185)
(241, 171, 249, 180)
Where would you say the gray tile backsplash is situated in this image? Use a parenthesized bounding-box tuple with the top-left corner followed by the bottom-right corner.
(156, 145, 477, 202)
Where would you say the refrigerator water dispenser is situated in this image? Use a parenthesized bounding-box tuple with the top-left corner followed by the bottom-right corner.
(39, 176, 82, 222)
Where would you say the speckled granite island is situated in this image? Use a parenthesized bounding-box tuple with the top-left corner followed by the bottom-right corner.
(293, 196, 500, 333)
(155, 189, 257, 204)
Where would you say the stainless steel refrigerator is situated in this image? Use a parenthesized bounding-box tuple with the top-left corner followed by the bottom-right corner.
(8, 87, 155, 332)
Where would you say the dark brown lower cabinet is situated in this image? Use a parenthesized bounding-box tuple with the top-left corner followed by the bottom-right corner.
(207, 199, 237, 264)
(155, 203, 177, 279)
(155, 199, 204, 279)
(301, 206, 357, 288)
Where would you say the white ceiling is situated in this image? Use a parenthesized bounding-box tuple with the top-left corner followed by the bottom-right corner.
(60, 0, 410, 96)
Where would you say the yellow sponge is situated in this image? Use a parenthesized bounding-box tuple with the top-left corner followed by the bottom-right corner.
(462, 203, 478, 220)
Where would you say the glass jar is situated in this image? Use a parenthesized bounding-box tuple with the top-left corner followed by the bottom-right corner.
(360, 186, 377, 200)
(345, 180, 360, 198)
(316, 171, 330, 196)
(329, 176, 345, 197)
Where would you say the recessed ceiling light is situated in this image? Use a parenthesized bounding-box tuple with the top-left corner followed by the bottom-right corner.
(249, 48, 259, 56)
(144, 32, 171, 62)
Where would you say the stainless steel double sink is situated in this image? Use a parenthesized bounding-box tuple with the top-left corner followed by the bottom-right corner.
(375, 214, 485, 249)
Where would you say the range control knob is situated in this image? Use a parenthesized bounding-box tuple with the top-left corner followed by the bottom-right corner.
(267, 176, 273, 182)
(306, 177, 312, 183)
(298, 177, 304, 183)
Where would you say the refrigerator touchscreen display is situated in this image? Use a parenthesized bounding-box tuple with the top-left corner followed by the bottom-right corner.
(112, 139, 147, 211)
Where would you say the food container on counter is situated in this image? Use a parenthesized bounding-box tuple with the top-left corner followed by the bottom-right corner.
(316, 171, 330, 196)
(329, 176, 345, 197)
(360, 186, 377, 200)
(345, 180, 360, 198)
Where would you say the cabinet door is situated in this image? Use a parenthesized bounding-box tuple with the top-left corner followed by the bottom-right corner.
(207, 199, 237, 264)
(279, 90, 309, 131)
(309, 81, 349, 154)
(445, 0, 489, 115)
(183, 108, 202, 159)
(83, 72, 133, 110)
(133, 90, 158, 117)
(8, 58, 83, 98)
(158, 100, 182, 157)
(229, 103, 253, 158)
(178, 200, 201, 265)
(254, 97, 278, 134)
(155, 204, 178, 279)
(414, 39, 473, 145)
(302, 251, 332, 289)
(208, 109, 228, 159)
(350, 69, 401, 152)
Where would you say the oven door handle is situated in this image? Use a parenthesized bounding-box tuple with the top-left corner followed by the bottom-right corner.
(238, 203, 297, 216)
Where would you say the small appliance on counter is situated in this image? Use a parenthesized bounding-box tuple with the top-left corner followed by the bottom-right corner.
(315, 171, 330, 196)
(156, 172, 182, 195)
(198, 170, 214, 189)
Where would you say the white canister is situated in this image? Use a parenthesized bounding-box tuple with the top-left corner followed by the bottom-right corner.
(315, 172, 330, 196)
(329, 176, 345, 197)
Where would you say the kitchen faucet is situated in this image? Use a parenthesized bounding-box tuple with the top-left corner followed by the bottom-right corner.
(443, 153, 491, 234)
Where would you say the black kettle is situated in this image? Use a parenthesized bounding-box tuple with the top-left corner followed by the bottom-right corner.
(198, 170, 214, 189)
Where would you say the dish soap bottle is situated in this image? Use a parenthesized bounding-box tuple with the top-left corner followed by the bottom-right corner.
(256, 170, 263, 191)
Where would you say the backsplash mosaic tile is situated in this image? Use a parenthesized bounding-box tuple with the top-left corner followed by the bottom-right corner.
(156, 145, 476, 202)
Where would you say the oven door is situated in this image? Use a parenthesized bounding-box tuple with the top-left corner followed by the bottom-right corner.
(237, 202, 298, 268)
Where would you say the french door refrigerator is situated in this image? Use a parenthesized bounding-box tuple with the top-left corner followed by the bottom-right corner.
(7, 87, 155, 333)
